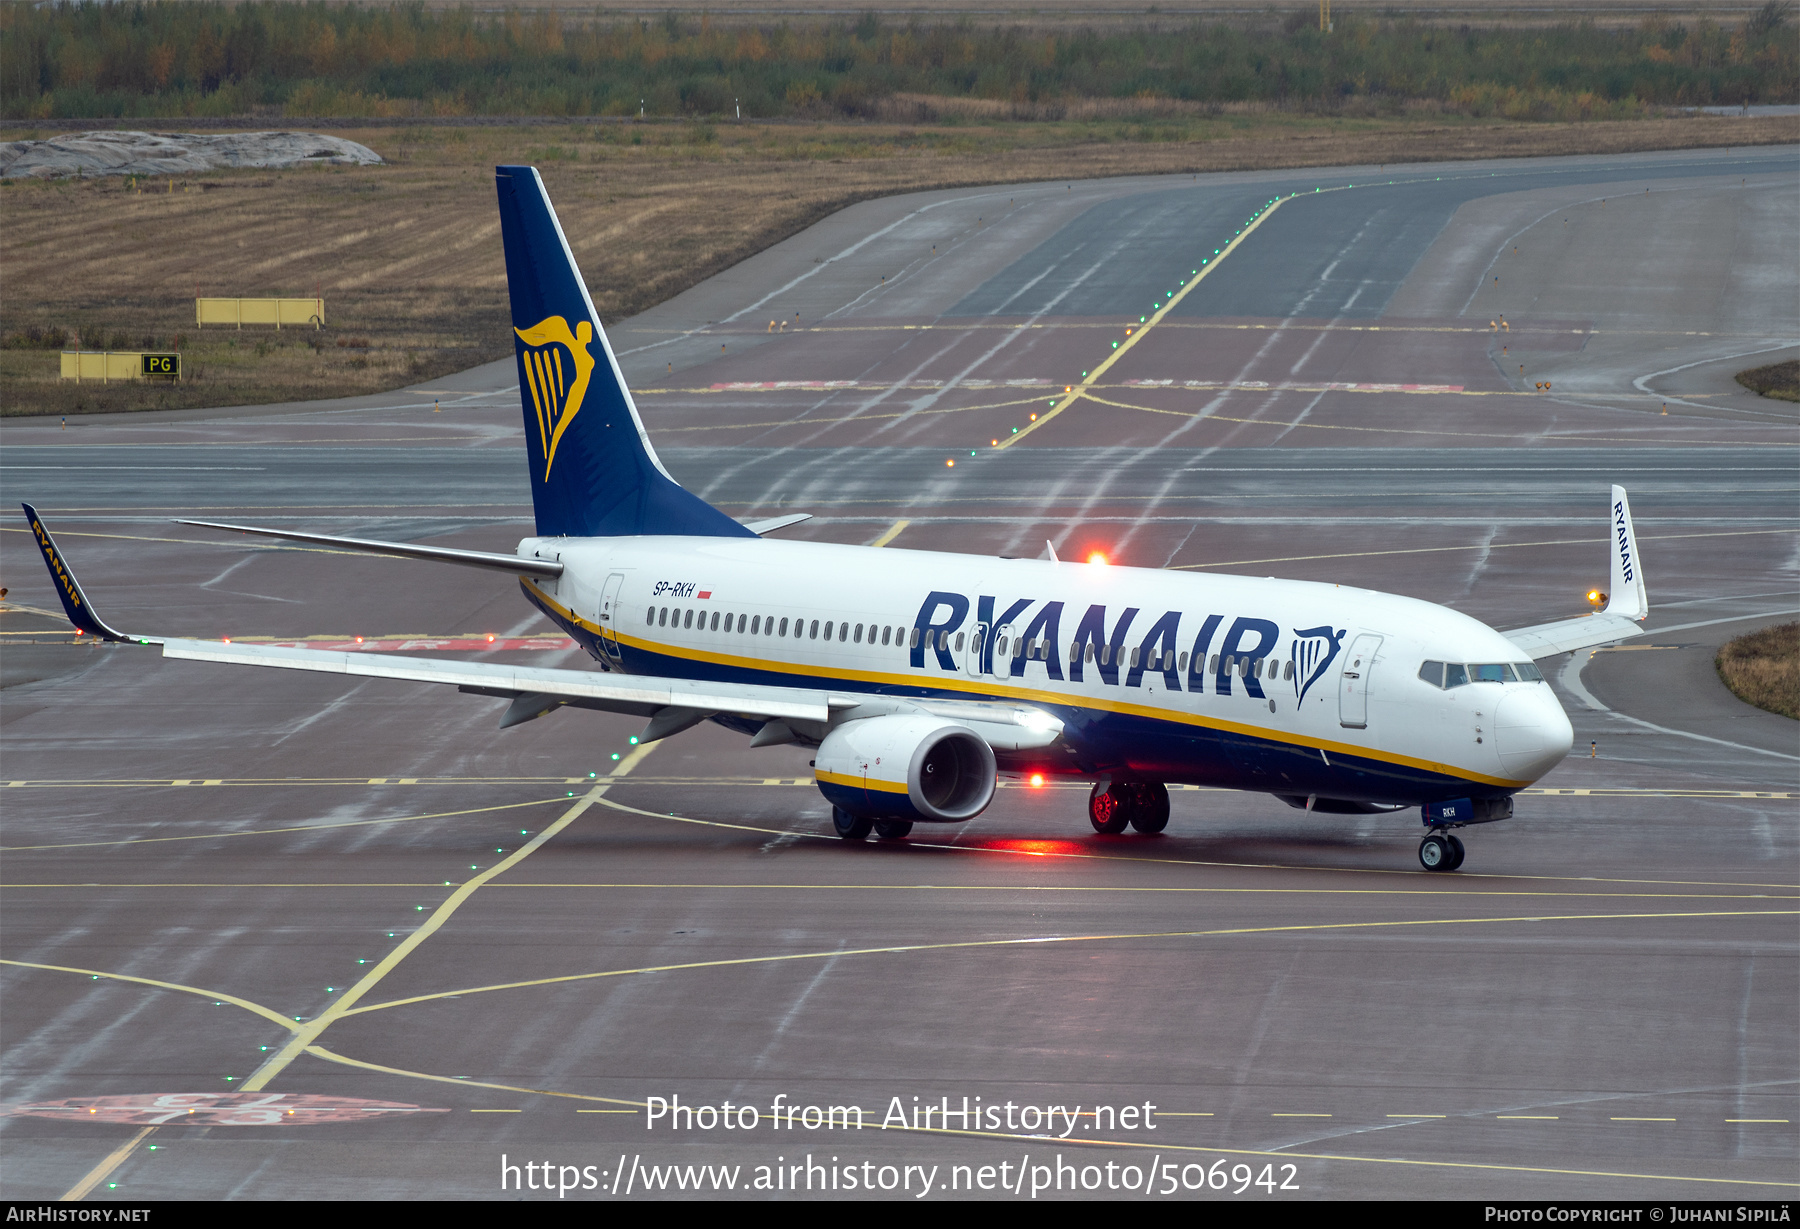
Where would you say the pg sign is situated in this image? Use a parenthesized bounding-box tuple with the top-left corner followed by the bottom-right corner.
(141, 353, 180, 379)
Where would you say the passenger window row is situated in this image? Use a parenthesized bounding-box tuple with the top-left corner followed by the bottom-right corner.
(644, 604, 1310, 687)
(647, 605, 906, 647)
(932, 626, 1297, 682)
(1418, 659, 1545, 688)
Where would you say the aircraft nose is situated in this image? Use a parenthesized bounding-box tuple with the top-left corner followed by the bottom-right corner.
(1493, 686, 1575, 782)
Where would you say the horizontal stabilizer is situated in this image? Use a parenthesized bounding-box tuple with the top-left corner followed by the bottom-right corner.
(740, 513, 813, 536)
(177, 519, 563, 579)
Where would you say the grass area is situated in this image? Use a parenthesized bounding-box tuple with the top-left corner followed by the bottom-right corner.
(1734, 357, 1800, 401)
(1716, 622, 1800, 719)
(2, 110, 1794, 417)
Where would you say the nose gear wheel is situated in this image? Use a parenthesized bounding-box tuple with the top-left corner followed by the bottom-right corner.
(1419, 831, 1465, 871)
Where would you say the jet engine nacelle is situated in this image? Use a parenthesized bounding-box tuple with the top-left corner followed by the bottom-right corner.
(814, 715, 996, 823)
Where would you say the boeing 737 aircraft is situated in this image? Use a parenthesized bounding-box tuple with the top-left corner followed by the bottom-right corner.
(23, 166, 1653, 872)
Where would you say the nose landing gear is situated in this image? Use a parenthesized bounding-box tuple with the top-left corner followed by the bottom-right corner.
(1419, 831, 1466, 872)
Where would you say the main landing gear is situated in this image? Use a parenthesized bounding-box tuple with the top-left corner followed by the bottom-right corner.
(1088, 781, 1170, 836)
(1418, 831, 1466, 872)
(831, 807, 913, 842)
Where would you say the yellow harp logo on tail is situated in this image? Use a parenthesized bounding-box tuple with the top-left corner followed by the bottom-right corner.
(514, 316, 597, 481)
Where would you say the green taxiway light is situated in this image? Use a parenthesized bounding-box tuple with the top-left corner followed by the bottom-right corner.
(611, 752, 621, 761)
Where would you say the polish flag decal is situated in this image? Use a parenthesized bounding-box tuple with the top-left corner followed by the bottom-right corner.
(697, 591, 712, 599)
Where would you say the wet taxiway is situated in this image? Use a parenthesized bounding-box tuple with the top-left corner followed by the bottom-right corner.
(1, 147, 1795, 1200)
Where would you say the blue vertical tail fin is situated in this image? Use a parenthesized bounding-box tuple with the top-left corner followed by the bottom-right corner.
(495, 166, 753, 539)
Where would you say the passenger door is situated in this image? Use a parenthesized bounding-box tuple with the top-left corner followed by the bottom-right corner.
(1338, 633, 1382, 728)
(966, 622, 989, 677)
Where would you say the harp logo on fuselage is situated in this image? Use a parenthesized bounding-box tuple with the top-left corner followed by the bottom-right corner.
(514, 315, 596, 482)
(1290, 624, 1346, 703)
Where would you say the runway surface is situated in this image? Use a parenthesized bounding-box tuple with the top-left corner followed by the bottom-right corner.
(2, 146, 1796, 1201)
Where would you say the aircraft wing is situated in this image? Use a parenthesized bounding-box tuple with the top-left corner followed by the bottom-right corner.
(159, 637, 843, 727)
(1502, 612, 1644, 659)
(158, 638, 1063, 747)
(1502, 484, 1649, 660)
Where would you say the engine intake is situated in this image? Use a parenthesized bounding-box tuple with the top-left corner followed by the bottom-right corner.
(815, 715, 996, 823)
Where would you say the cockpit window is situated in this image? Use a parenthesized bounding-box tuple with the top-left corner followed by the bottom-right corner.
(1426, 661, 1541, 688)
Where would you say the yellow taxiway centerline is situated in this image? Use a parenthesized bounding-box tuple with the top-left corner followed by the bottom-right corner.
(336, 909, 1797, 1021)
(996, 191, 1304, 449)
(237, 740, 658, 1095)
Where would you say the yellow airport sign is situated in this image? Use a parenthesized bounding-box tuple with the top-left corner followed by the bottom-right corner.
(60, 351, 181, 382)
(197, 297, 323, 329)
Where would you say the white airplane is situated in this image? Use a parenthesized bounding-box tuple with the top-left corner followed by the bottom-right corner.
(22, 166, 1653, 872)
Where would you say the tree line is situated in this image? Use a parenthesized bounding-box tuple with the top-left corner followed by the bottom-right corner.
(3, 1, 1793, 121)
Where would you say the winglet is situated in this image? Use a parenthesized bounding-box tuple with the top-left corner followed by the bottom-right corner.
(19, 503, 138, 642)
(1603, 484, 1648, 622)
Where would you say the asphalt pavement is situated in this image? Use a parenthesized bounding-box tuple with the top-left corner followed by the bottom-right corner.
(1, 145, 1794, 1201)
